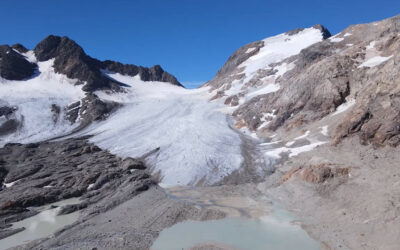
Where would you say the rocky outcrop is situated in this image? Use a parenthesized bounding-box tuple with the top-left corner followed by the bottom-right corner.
(33, 35, 182, 91)
(102, 60, 182, 87)
(0, 106, 19, 136)
(33, 35, 121, 92)
(11, 44, 29, 54)
(65, 93, 120, 127)
(280, 163, 350, 184)
(0, 137, 155, 239)
(0, 45, 36, 80)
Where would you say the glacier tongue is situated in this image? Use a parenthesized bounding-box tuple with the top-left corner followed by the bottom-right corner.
(84, 72, 244, 187)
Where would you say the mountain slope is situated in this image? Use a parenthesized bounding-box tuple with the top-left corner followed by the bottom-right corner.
(206, 16, 400, 148)
(0, 35, 182, 144)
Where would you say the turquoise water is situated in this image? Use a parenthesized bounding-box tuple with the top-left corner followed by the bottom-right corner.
(151, 204, 320, 250)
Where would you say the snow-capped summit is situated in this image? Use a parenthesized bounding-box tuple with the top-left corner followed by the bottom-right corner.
(0, 35, 182, 146)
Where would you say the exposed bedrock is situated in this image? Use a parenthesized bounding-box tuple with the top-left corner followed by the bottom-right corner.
(0, 45, 36, 80)
(0, 137, 155, 239)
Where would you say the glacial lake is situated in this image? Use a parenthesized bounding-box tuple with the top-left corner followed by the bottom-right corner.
(0, 198, 81, 250)
(151, 203, 320, 250)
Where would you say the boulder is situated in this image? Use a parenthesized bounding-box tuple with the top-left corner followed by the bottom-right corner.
(280, 164, 350, 184)
(121, 157, 146, 170)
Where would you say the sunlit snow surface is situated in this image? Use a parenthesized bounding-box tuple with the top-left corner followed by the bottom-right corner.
(82, 72, 243, 187)
(240, 27, 323, 84)
(0, 55, 85, 146)
(214, 27, 324, 106)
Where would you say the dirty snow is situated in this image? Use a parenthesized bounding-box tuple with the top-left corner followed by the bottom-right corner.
(330, 37, 344, 43)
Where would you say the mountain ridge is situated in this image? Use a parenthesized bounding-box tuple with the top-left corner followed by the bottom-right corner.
(0, 35, 182, 91)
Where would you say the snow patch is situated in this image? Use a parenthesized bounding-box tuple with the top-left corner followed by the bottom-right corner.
(245, 47, 257, 53)
(331, 99, 356, 116)
(4, 181, 18, 188)
(330, 37, 344, 43)
(265, 141, 327, 159)
(320, 125, 329, 136)
(288, 141, 327, 157)
(366, 41, 376, 50)
(87, 183, 95, 190)
(358, 55, 393, 68)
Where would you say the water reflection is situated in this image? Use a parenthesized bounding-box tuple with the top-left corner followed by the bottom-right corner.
(0, 198, 81, 250)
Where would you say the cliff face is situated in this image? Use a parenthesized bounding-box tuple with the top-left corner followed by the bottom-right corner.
(206, 15, 400, 148)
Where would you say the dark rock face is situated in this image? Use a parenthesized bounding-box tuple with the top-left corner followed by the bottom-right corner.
(33, 35, 182, 91)
(0, 106, 19, 136)
(34, 35, 121, 92)
(102, 61, 182, 87)
(11, 44, 29, 54)
(65, 93, 120, 127)
(0, 45, 36, 80)
(0, 106, 16, 118)
(0, 137, 155, 239)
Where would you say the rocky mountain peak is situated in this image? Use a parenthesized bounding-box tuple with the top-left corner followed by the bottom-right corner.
(11, 43, 29, 54)
(1, 35, 182, 91)
(34, 35, 85, 62)
(33, 35, 183, 91)
(0, 45, 36, 80)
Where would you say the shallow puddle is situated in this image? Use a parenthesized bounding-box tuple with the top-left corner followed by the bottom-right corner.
(0, 198, 81, 250)
(151, 203, 320, 250)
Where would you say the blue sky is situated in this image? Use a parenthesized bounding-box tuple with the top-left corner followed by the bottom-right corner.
(2, 0, 400, 88)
